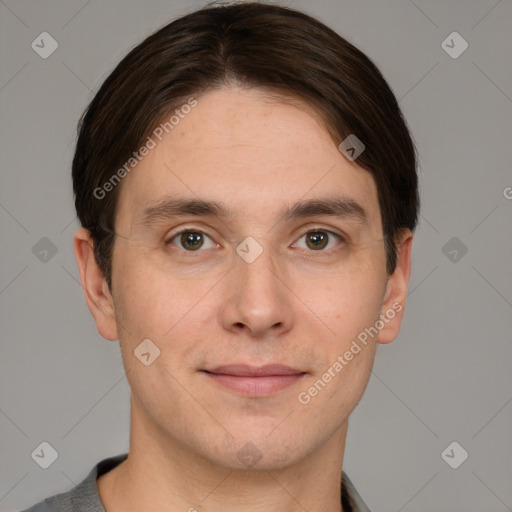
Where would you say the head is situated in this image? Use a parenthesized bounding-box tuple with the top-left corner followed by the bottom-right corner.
(73, 2, 418, 471)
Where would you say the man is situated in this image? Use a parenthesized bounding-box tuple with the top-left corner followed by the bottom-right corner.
(23, 2, 418, 511)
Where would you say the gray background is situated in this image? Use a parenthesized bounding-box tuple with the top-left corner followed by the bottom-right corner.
(1, 0, 511, 511)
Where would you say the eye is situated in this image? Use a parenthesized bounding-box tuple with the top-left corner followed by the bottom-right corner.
(166, 228, 344, 253)
(292, 229, 343, 251)
(166, 230, 218, 251)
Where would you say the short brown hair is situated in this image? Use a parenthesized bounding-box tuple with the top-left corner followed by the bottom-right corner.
(72, 1, 419, 290)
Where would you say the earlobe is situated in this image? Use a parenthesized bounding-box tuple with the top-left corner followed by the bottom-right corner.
(377, 229, 413, 345)
(73, 227, 118, 341)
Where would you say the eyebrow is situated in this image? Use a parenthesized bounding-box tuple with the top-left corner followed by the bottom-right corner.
(139, 196, 368, 227)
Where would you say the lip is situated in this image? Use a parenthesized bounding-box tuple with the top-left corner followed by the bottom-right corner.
(202, 364, 306, 397)
(207, 364, 304, 377)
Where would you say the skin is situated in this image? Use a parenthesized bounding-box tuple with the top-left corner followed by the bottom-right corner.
(74, 86, 413, 512)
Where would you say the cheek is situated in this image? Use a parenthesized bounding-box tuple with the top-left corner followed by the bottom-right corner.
(321, 342, 376, 418)
(291, 260, 386, 410)
(294, 258, 386, 336)
(113, 244, 190, 327)
(111, 252, 217, 369)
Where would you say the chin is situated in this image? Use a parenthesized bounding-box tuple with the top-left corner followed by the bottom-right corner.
(195, 426, 309, 472)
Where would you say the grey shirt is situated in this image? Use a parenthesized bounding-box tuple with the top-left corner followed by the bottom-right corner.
(20, 453, 370, 512)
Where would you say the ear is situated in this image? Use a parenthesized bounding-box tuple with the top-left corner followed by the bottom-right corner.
(73, 227, 118, 341)
(377, 229, 413, 344)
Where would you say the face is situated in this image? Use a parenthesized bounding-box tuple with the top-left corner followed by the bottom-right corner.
(79, 86, 411, 471)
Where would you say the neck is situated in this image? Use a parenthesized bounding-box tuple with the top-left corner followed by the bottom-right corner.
(98, 396, 348, 512)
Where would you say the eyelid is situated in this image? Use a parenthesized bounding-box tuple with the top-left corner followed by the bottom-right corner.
(293, 224, 348, 241)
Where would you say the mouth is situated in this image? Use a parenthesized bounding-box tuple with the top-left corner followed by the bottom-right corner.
(201, 364, 307, 397)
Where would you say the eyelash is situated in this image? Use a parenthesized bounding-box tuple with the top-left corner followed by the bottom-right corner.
(165, 227, 346, 253)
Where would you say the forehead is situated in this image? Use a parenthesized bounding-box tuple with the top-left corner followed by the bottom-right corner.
(115, 87, 382, 234)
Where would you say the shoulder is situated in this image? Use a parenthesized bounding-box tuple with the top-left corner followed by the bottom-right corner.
(18, 489, 72, 512)
(18, 454, 128, 512)
(19, 501, 53, 512)
(17, 481, 86, 512)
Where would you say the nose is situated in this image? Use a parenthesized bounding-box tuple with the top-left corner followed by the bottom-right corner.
(219, 239, 294, 339)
